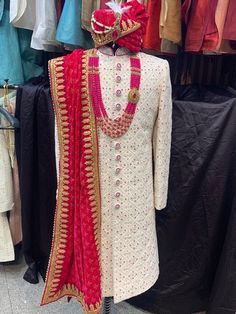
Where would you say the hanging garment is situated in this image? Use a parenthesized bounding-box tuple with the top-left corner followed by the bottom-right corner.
(215, 0, 230, 51)
(161, 39, 178, 55)
(0, 2, 25, 85)
(56, 0, 65, 21)
(15, 77, 57, 283)
(159, 0, 181, 44)
(0, 129, 14, 262)
(200, 0, 218, 52)
(185, 0, 218, 52)
(0, 213, 14, 262)
(182, 0, 192, 26)
(41, 46, 172, 313)
(30, 0, 60, 51)
(0, 90, 22, 246)
(223, 0, 236, 42)
(128, 86, 236, 314)
(9, 160, 22, 245)
(56, 0, 94, 49)
(0, 98, 15, 262)
(81, 0, 100, 31)
(4, 92, 22, 246)
(10, 0, 36, 30)
(143, 0, 162, 51)
(9, 0, 60, 51)
(0, 1, 43, 85)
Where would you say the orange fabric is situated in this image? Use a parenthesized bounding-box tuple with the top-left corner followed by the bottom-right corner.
(201, 0, 218, 51)
(185, 0, 219, 52)
(223, 0, 236, 41)
(159, 0, 181, 44)
(143, 0, 161, 51)
(9, 160, 22, 245)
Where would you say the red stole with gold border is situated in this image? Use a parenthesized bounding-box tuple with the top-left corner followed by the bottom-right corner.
(41, 49, 102, 314)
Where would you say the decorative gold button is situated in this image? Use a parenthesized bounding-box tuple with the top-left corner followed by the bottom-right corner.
(128, 87, 140, 104)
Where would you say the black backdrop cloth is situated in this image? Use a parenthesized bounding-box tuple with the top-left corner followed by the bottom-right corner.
(15, 77, 56, 284)
(128, 86, 236, 314)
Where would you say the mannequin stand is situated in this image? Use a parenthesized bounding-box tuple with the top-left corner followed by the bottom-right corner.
(102, 297, 113, 314)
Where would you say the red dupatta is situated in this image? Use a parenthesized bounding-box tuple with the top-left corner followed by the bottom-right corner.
(41, 49, 102, 314)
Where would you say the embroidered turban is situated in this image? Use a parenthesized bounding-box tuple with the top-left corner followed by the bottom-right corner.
(91, 0, 148, 52)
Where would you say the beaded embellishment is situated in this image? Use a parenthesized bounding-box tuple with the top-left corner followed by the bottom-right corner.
(88, 52, 141, 138)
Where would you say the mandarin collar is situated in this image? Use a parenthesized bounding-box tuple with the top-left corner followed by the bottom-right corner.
(97, 46, 132, 56)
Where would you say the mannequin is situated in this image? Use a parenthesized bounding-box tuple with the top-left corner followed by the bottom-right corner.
(41, 1, 172, 313)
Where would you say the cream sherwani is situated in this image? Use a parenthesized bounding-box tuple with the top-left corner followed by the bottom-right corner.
(55, 46, 172, 303)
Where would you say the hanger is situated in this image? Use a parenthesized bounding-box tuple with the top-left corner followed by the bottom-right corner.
(0, 79, 18, 90)
(0, 79, 19, 130)
(0, 106, 20, 130)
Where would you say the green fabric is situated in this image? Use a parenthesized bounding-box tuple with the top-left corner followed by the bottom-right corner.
(56, 0, 94, 49)
(0, 4, 43, 85)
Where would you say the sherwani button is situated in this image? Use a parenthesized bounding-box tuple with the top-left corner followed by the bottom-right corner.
(116, 76, 121, 83)
(116, 90, 122, 97)
(116, 180, 121, 186)
(115, 143, 121, 150)
(115, 204, 120, 209)
(115, 192, 121, 198)
(116, 168, 121, 174)
(116, 155, 121, 161)
(117, 63, 121, 70)
(116, 103, 121, 111)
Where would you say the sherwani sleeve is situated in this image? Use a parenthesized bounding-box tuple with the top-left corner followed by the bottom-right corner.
(153, 60, 172, 210)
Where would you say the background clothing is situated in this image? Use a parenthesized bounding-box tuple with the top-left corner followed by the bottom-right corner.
(56, 0, 93, 49)
(10, 0, 35, 30)
(128, 86, 236, 314)
(159, 0, 181, 44)
(0, 0, 43, 85)
(81, 0, 99, 31)
(15, 77, 56, 283)
(30, 0, 59, 51)
(0, 131, 14, 262)
(143, 0, 161, 51)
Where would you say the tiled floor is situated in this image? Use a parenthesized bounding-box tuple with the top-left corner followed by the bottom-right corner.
(0, 255, 208, 314)
(0, 257, 149, 314)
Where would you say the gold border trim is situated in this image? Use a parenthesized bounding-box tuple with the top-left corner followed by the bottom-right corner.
(81, 50, 102, 254)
